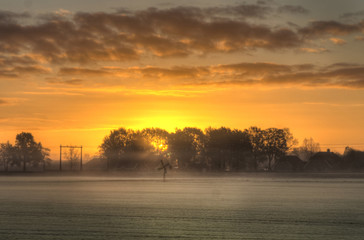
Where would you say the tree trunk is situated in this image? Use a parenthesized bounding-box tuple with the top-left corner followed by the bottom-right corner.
(23, 161, 26, 172)
(268, 155, 272, 171)
(253, 154, 258, 171)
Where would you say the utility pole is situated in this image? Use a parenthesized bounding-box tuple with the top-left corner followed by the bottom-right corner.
(59, 145, 83, 171)
(80, 146, 83, 171)
(59, 145, 62, 171)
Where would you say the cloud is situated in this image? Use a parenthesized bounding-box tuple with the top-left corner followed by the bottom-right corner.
(46, 78, 84, 85)
(340, 10, 364, 20)
(0, 54, 41, 66)
(216, 62, 364, 89)
(1, 5, 363, 72)
(49, 62, 364, 90)
(205, 4, 272, 19)
(23, 91, 83, 96)
(278, 5, 309, 14)
(0, 97, 25, 106)
(139, 66, 210, 79)
(0, 5, 304, 65)
(299, 48, 329, 53)
(299, 20, 363, 37)
(201, 62, 364, 89)
(0, 10, 30, 24)
(54, 9, 72, 17)
(0, 65, 50, 79)
(0, 54, 49, 79)
(330, 38, 346, 45)
(58, 67, 111, 76)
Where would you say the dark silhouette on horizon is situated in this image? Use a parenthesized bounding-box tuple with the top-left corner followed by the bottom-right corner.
(158, 159, 171, 181)
(1, 127, 364, 173)
(0, 132, 49, 172)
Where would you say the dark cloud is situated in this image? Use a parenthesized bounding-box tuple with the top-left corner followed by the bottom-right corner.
(278, 5, 309, 14)
(13, 66, 50, 74)
(0, 53, 49, 79)
(0, 99, 8, 105)
(299, 20, 362, 37)
(355, 35, 364, 41)
(58, 67, 110, 76)
(0, 5, 303, 64)
(205, 4, 272, 19)
(0, 10, 30, 24)
(340, 10, 364, 20)
(0, 70, 18, 78)
(324, 62, 360, 70)
(140, 66, 209, 79)
(54, 62, 364, 89)
(46, 78, 84, 85)
(0, 54, 39, 66)
(212, 63, 364, 89)
(0, 5, 363, 67)
(198, 62, 364, 89)
(0, 65, 49, 78)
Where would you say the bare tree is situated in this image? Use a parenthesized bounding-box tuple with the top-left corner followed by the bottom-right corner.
(65, 147, 80, 170)
(293, 138, 321, 161)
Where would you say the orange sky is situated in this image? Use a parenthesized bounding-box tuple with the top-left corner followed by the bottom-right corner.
(1, 0, 364, 159)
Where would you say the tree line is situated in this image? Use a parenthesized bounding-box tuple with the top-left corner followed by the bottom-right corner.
(0, 132, 50, 171)
(99, 126, 298, 171)
(1, 127, 322, 172)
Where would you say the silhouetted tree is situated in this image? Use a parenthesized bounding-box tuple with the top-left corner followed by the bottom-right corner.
(100, 128, 159, 169)
(261, 128, 297, 171)
(100, 128, 126, 168)
(100, 128, 131, 169)
(0, 142, 16, 171)
(342, 147, 364, 171)
(141, 128, 169, 155)
(125, 130, 153, 153)
(230, 129, 252, 171)
(247, 126, 266, 170)
(34, 142, 50, 171)
(99, 126, 298, 172)
(14, 132, 49, 171)
(293, 137, 321, 161)
(205, 127, 251, 171)
(168, 127, 205, 169)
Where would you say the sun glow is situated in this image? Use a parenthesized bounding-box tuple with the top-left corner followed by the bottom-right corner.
(150, 140, 168, 153)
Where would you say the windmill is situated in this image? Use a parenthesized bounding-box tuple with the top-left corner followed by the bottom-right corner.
(158, 159, 172, 181)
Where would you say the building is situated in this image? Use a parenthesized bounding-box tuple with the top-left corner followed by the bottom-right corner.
(342, 147, 364, 171)
(304, 149, 342, 172)
(273, 155, 304, 172)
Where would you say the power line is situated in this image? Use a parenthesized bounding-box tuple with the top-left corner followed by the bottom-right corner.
(320, 144, 364, 146)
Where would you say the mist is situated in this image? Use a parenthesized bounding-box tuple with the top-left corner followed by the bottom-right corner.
(0, 175, 363, 239)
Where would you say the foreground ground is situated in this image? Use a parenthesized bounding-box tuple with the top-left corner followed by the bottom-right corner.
(0, 174, 363, 239)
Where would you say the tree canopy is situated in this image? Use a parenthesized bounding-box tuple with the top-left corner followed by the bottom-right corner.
(0, 132, 49, 171)
(99, 126, 297, 171)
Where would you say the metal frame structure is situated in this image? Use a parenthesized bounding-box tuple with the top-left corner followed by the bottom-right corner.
(59, 145, 83, 171)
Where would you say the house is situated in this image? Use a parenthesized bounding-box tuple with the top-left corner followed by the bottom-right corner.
(342, 147, 364, 171)
(273, 155, 304, 172)
(304, 149, 342, 172)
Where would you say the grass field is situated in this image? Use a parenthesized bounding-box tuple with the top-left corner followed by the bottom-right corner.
(0, 174, 363, 239)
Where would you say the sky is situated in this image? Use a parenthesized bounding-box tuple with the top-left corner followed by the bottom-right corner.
(1, 0, 364, 159)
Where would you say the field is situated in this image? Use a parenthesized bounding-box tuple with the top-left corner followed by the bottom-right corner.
(0, 173, 363, 239)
